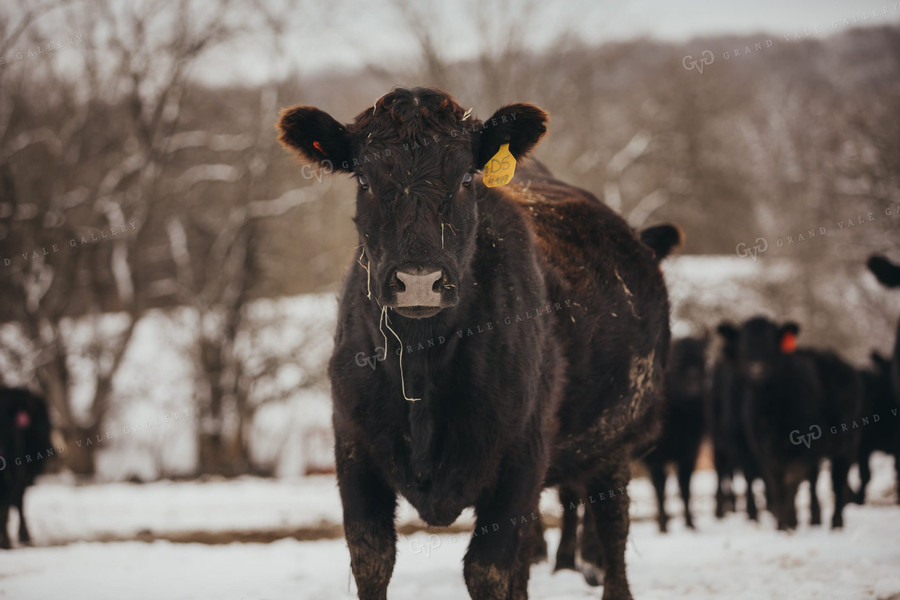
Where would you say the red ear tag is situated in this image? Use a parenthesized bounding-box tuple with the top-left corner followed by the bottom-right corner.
(312, 140, 325, 155)
(780, 332, 797, 353)
(16, 410, 31, 429)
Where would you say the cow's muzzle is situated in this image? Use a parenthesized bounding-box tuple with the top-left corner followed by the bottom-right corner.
(389, 266, 457, 318)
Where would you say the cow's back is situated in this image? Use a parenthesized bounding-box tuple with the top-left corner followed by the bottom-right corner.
(485, 166, 671, 473)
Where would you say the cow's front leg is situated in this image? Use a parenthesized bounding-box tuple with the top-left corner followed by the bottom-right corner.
(464, 456, 543, 600)
(336, 439, 397, 600)
(14, 487, 31, 545)
(0, 502, 11, 550)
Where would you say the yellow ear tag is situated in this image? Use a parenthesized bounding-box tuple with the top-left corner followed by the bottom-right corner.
(482, 143, 516, 188)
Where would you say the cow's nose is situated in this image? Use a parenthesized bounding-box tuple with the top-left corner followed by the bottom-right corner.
(395, 268, 443, 308)
(747, 361, 765, 379)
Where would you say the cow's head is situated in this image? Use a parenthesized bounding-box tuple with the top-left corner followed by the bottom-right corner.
(668, 335, 708, 396)
(716, 321, 739, 362)
(278, 87, 547, 318)
(736, 316, 799, 383)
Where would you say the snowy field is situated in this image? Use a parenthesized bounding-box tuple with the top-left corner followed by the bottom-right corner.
(0, 261, 898, 598)
(2, 456, 899, 600)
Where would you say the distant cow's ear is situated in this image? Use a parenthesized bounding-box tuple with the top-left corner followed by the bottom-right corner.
(277, 106, 353, 172)
(867, 255, 900, 288)
(871, 351, 889, 368)
(475, 103, 548, 168)
(716, 322, 738, 342)
(640, 224, 684, 261)
(778, 322, 799, 353)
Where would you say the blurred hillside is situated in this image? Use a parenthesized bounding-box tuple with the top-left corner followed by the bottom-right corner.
(4, 26, 900, 313)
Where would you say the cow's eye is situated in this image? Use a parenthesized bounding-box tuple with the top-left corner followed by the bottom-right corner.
(357, 174, 370, 191)
(461, 172, 474, 188)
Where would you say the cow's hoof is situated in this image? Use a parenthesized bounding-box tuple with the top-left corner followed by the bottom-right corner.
(531, 537, 548, 564)
(581, 562, 604, 587)
(601, 582, 633, 600)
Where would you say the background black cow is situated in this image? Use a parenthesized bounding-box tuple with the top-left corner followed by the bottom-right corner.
(0, 388, 52, 549)
(798, 348, 862, 528)
(868, 255, 900, 410)
(278, 87, 673, 600)
(709, 322, 765, 522)
(640, 335, 708, 533)
(855, 352, 900, 504)
(736, 317, 861, 531)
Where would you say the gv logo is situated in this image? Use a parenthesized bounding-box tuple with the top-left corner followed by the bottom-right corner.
(682, 50, 715, 74)
(409, 534, 441, 557)
(789, 425, 822, 448)
(300, 159, 333, 183)
(735, 237, 769, 261)
(355, 347, 387, 370)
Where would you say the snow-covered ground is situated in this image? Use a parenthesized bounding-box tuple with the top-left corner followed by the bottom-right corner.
(2, 456, 898, 599)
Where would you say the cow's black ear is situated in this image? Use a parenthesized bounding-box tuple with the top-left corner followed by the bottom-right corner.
(871, 351, 889, 367)
(640, 224, 684, 261)
(277, 105, 353, 173)
(475, 103, 548, 168)
(778, 322, 800, 337)
(868, 255, 900, 288)
(716, 322, 738, 342)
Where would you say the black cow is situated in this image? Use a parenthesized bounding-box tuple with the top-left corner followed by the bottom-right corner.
(799, 348, 862, 527)
(278, 87, 673, 600)
(868, 255, 900, 408)
(709, 322, 764, 521)
(553, 230, 682, 583)
(854, 352, 900, 504)
(0, 388, 52, 549)
(555, 334, 705, 583)
(641, 335, 708, 532)
(735, 317, 860, 530)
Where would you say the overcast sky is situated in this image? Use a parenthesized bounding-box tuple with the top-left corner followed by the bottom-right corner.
(6, 1, 896, 86)
(185, 0, 900, 86)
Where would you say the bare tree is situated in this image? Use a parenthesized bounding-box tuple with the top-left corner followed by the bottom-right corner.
(162, 81, 333, 475)
(0, 0, 261, 475)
